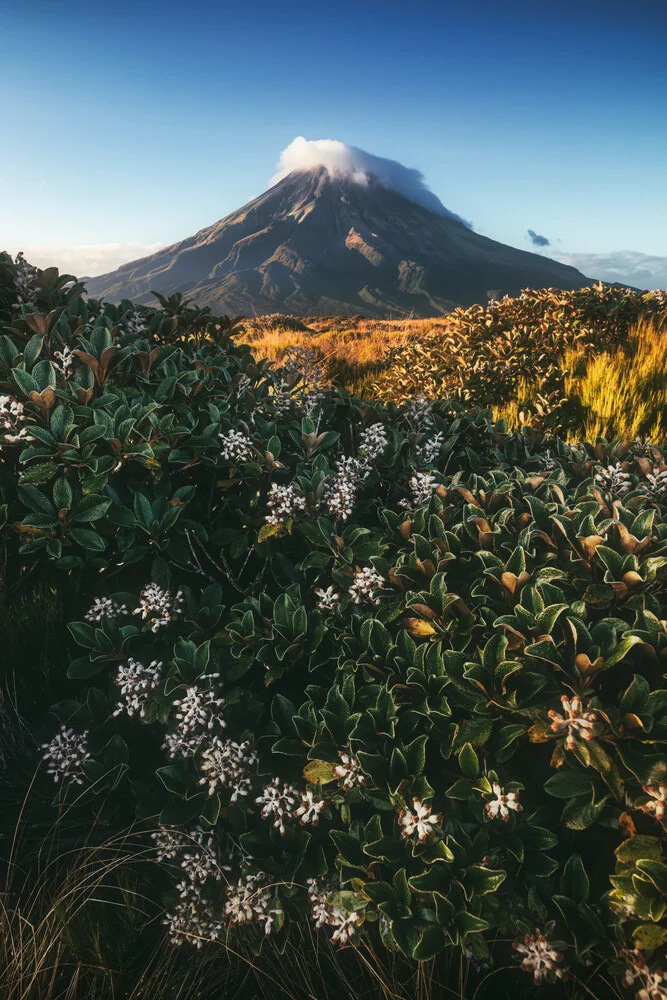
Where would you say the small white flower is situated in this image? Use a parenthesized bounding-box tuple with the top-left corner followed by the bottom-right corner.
(645, 468, 667, 496)
(400, 471, 438, 508)
(416, 431, 444, 467)
(255, 777, 299, 835)
(113, 657, 163, 719)
(329, 908, 361, 945)
(133, 583, 183, 632)
(324, 456, 362, 521)
(358, 423, 389, 463)
(398, 797, 441, 842)
(219, 429, 254, 463)
(348, 566, 385, 605)
(224, 873, 282, 936)
(548, 695, 599, 750)
(42, 726, 90, 785)
(53, 346, 75, 377)
(485, 782, 521, 821)
(163, 896, 224, 948)
(0, 394, 33, 445)
(293, 788, 326, 826)
(595, 462, 632, 496)
(315, 585, 340, 611)
(333, 751, 367, 790)
(639, 782, 667, 822)
(513, 932, 564, 984)
(265, 482, 306, 525)
(198, 737, 257, 800)
(85, 596, 128, 623)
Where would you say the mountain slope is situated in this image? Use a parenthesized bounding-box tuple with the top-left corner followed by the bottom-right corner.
(84, 168, 591, 317)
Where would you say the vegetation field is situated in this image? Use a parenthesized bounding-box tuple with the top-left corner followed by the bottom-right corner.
(1, 252, 667, 1000)
(244, 285, 667, 440)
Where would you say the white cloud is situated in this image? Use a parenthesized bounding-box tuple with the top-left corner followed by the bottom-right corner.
(271, 136, 472, 227)
(3, 241, 167, 278)
(554, 249, 667, 290)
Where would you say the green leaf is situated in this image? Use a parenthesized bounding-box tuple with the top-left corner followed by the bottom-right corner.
(72, 494, 112, 523)
(562, 854, 589, 903)
(561, 795, 607, 830)
(544, 770, 595, 799)
(615, 836, 662, 864)
(458, 742, 479, 778)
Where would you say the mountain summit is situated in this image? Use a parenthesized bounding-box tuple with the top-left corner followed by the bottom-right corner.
(84, 162, 590, 317)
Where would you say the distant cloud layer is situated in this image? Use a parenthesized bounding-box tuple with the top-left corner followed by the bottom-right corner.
(555, 249, 667, 290)
(527, 228, 550, 247)
(4, 242, 167, 278)
(272, 136, 473, 227)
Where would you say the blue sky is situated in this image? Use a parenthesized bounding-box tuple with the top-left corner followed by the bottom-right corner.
(2, 0, 667, 284)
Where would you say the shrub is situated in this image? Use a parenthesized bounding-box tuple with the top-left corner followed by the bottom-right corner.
(373, 283, 667, 431)
(1, 252, 667, 997)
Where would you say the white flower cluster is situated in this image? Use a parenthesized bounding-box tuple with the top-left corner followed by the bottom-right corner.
(305, 878, 361, 944)
(199, 737, 257, 801)
(404, 395, 435, 433)
(12, 252, 39, 308)
(124, 314, 150, 337)
(272, 346, 326, 418)
(594, 462, 632, 496)
(398, 797, 442, 842)
(358, 422, 389, 463)
(639, 782, 667, 822)
(163, 897, 224, 948)
(513, 932, 564, 984)
(623, 950, 667, 1000)
(548, 695, 598, 750)
(0, 395, 33, 446)
(164, 683, 227, 759)
(484, 782, 521, 821)
(400, 471, 438, 508)
(133, 583, 184, 632)
(219, 428, 254, 463)
(255, 778, 326, 835)
(416, 431, 444, 467)
(113, 657, 163, 719)
(294, 788, 326, 826)
(333, 751, 367, 790)
(324, 456, 362, 521)
(152, 826, 194, 861)
(323, 423, 388, 524)
(42, 726, 90, 785)
(156, 826, 228, 947)
(315, 585, 340, 611)
(52, 346, 75, 377)
(645, 468, 667, 495)
(179, 830, 224, 887)
(85, 596, 128, 623)
(223, 872, 282, 936)
(348, 566, 385, 605)
(265, 482, 307, 525)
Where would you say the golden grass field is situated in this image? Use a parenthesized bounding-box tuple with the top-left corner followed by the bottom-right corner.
(242, 314, 447, 396)
(241, 307, 667, 442)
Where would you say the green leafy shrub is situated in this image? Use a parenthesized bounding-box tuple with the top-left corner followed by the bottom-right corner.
(2, 251, 667, 997)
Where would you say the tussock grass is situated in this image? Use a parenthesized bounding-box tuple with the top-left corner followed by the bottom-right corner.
(242, 316, 446, 397)
(564, 317, 667, 441)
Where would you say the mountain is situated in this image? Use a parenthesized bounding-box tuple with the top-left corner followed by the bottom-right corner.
(84, 167, 591, 317)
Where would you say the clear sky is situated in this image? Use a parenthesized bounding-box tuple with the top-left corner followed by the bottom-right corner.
(2, 0, 667, 283)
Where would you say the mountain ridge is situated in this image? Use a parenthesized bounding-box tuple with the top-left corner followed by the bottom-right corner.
(84, 167, 591, 317)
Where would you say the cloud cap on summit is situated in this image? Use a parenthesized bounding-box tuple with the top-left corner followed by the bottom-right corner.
(272, 137, 472, 228)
